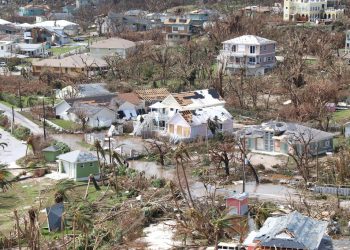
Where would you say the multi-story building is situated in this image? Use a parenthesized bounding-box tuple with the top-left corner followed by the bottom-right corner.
(217, 35, 277, 76)
(345, 30, 350, 52)
(163, 17, 193, 46)
(283, 0, 344, 22)
(18, 5, 50, 17)
(0, 40, 16, 58)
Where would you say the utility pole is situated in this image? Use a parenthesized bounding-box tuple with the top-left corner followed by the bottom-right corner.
(18, 80, 22, 111)
(109, 136, 112, 164)
(11, 106, 14, 134)
(42, 98, 46, 140)
(316, 144, 319, 182)
(242, 137, 246, 193)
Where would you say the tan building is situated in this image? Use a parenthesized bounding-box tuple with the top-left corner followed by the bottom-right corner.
(283, 0, 344, 22)
(89, 37, 136, 59)
(163, 17, 193, 45)
(32, 54, 108, 76)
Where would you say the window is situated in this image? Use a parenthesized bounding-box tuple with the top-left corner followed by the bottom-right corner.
(183, 127, 190, 137)
(325, 140, 330, 147)
(170, 108, 174, 111)
(80, 165, 84, 168)
(267, 57, 272, 62)
(172, 26, 178, 31)
(263, 45, 267, 51)
(0, 46, 3, 50)
(235, 57, 240, 63)
(248, 57, 256, 64)
(90, 162, 93, 167)
(250, 46, 255, 54)
(169, 124, 174, 133)
(232, 45, 236, 52)
(176, 125, 182, 136)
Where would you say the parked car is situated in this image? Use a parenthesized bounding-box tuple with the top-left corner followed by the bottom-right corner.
(0, 62, 6, 67)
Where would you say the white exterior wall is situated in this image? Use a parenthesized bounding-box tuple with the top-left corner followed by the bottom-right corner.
(345, 30, 350, 52)
(90, 47, 134, 59)
(283, 0, 342, 22)
(88, 109, 116, 128)
(60, 160, 76, 179)
(119, 101, 137, 119)
(219, 42, 276, 76)
(221, 119, 233, 132)
(190, 124, 208, 139)
(55, 101, 71, 117)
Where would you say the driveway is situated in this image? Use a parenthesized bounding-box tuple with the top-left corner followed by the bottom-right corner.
(0, 128, 26, 164)
(0, 103, 42, 134)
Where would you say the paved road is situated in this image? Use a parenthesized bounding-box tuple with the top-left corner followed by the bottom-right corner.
(0, 128, 26, 164)
(0, 103, 42, 134)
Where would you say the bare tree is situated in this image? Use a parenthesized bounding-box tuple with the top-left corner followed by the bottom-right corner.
(74, 108, 89, 131)
(210, 136, 236, 176)
(147, 138, 171, 167)
(287, 128, 316, 183)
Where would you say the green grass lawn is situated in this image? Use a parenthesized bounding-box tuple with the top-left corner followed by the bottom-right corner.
(49, 46, 79, 56)
(0, 100, 16, 108)
(49, 119, 79, 131)
(0, 181, 54, 233)
(332, 109, 350, 124)
(18, 111, 42, 126)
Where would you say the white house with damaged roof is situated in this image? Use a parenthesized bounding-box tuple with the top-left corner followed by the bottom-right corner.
(133, 89, 233, 142)
(218, 35, 277, 76)
(244, 211, 331, 250)
(66, 102, 117, 128)
(54, 94, 116, 123)
(55, 83, 111, 99)
(240, 121, 334, 156)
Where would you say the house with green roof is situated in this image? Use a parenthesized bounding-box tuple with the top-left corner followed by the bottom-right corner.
(57, 150, 99, 181)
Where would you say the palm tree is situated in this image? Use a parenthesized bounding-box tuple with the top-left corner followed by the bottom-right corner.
(26, 135, 34, 156)
(24, 96, 37, 108)
(51, 179, 77, 203)
(70, 204, 93, 250)
(0, 143, 10, 192)
(110, 151, 125, 193)
(0, 163, 11, 192)
(174, 144, 194, 208)
(94, 140, 106, 183)
(212, 214, 248, 246)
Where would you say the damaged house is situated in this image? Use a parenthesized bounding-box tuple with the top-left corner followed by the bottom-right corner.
(241, 121, 334, 156)
(244, 211, 332, 250)
(133, 89, 233, 141)
(115, 92, 146, 120)
(54, 94, 117, 128)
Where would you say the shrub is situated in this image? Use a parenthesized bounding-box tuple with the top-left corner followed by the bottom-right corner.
(0, 114, 10, 128)
(202, 155, 211, 166)
(52, 141, 71, 153)
(122, 121, 134, 133)
(151, 178, 166, 188)
(12, 126, 31, 140)
(0, 93, 20, 107)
